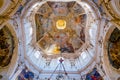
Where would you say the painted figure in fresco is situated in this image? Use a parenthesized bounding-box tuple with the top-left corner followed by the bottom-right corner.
(60, 41, 74, 53)
(39, 33, 54, 50)
(74, 14, 86, 42)
(52, 2, 69, 16)
(85, 68, 103, 80)
(0, 27, 14, 67)
(38, 3, 52, 17)
(18, 67, 34, 80)
(54, 32, 74, 53)
(72, 3, 85, 15)
(69, 34, 82, 50)
(108, 28, 120, 69)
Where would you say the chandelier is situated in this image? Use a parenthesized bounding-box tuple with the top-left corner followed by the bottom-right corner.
(48, 57, 69, 80)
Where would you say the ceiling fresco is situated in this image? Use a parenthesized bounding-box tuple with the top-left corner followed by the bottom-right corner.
(85, 68, 103, 80)
(0, 26, 14, 67)
(108, 28, 120, 69)
(0, 0, 4, 8)
(35, 2, 87, 55)
(18, 67, 34, 80)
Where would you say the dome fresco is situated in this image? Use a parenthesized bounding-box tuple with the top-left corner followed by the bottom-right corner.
(35, 2, 86, 55)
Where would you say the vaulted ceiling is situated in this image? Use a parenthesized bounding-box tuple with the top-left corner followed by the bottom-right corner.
(0, 0, 120, 80)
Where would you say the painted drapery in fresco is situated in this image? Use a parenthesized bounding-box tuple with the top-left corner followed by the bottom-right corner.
(18, 68, 34, 80)
(85, 68, 103, 80)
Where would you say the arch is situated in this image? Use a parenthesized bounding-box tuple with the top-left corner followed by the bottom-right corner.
(102, 24, 120, 80)
(0, 23, 18, 80)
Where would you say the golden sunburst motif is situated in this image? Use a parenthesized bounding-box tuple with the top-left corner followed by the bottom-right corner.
(56, 19, 66, 29)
